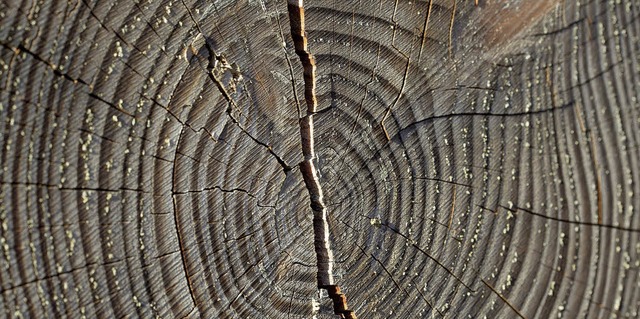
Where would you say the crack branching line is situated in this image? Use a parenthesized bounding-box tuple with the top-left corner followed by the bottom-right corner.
(494, 205, 640, 233)
(0, 41, 91, 87)
(202, 49, 293, 172)
(173, 185, 276, 209)
(362, 215, 476, 292)
(481, 279, 527, 319)
(287, 1, 356, 318)
(181, 2, 292, 173)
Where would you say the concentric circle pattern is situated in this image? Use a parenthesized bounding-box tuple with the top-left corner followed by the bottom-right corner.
(1, 0, 639, 318)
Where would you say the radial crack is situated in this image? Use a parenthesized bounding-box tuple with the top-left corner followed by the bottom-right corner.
(181, 3, 292, 173)
(286, 1, 357, 318)
(202, 46, 292, 173)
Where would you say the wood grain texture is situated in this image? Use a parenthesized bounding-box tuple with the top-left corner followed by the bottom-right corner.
(0, 0, 639, 318)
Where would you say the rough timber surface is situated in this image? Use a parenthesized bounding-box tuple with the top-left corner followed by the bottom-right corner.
(0, 0, 639, 318)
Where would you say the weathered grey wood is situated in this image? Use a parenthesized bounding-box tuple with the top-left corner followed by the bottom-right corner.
(0, 0, 639, 318)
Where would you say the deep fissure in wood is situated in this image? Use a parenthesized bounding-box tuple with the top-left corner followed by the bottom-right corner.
(287, 1, 357, 318)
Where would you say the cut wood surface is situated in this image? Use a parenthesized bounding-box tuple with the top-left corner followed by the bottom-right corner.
(0, 0, 639, 318)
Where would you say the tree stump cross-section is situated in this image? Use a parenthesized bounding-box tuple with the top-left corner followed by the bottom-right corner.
(0, 0, 639, 318)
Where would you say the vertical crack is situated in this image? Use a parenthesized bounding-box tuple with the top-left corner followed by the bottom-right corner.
(286, 1, 357, 318)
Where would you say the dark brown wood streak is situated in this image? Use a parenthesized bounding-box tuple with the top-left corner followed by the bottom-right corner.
(1, 0, 639, 318)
